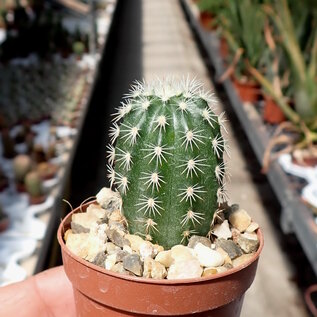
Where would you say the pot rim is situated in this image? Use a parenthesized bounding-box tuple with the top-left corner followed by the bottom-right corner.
(58, 202, 264, 286)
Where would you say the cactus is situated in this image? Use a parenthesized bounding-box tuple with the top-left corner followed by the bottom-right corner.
(25, 171, 43, 198)
(107, 78, 229, 249)
(13, 154, 32, 183)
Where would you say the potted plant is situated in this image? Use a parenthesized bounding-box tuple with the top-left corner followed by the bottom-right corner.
(58, 78, 263, 316)
(196, 0, 223, 31)
(247, 0, 317, 169)
(25, 170, 46, 204)
(218, 0, 266, 103)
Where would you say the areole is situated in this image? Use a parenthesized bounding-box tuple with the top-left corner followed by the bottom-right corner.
(58, 202, 264, 317)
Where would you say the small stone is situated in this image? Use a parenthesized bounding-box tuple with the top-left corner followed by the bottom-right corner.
(108, 210, 125, 225)
(96, 187, 122, 212)
(111, 262, 129, 275)
(123, 245, 133, 254)
(107, 229, 130, 248)
(109, 222, 127, 232)
(86, 204, 108, 220)
(71, 212, 101, 233)
(152, 244, 164, 255)
(212, 220, 232, 240)
(216, 247, 232, 265)
(125, 234, 145, 252)
(115, 250, 129, 262)
(224, 263, 233, 270)
(123, 254, 143, 276)
(229, 208, 252, 232)
(232, 253, 255, 268)
(155, 250, 173, 268)
(71, 222, 90, 234)
(215, 239, 243, 260)
(64, 229, 72, 241)
(167, 259, 202, 279)
(246, 222, 259, 233)
(105, 253, 117, 270)
(93, 252, 107, 267)
(105, 242, 120, 254)
(171, 245, 196, 261)
(236, 232, 259, 253)
(187, 235, 212, 248)
(143, 257, 167, 279)
(66, 232, 105, 262)
(216, 266, 228, 273)
(194, 243, 224, 267)
(139, 241, 155, 260)
(202, 267, 218, 277)
(231, 228, 240, 242)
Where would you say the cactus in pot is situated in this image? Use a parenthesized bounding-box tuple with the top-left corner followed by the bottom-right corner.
(107, 78, 229, 249)
(13, 154, 32, 187)
(25, 171, 45, 204)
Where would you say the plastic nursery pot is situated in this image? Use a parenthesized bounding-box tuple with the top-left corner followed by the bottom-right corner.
(219, 37, 229, 59)
(262, 95, 285, 124)
(58, 202, 264, 317)
(29, 195, 46, 205)
(232, 78, 260, 103)
(199, 12, 216, 31)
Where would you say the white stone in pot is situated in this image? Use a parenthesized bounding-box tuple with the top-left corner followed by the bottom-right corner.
(194, 243, 224, 267)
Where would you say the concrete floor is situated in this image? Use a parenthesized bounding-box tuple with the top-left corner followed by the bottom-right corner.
(70, 0, 310, 315)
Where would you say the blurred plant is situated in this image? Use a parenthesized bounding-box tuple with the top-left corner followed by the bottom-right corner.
(218, 0, 266, 81)
(247, 0, 317, 169)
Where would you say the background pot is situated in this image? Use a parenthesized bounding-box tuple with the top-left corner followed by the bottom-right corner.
(263, 95, 286, 124)
(233, 78, 260, 103)
(199, 12, 216, 31)
(58, 202, 264, 317)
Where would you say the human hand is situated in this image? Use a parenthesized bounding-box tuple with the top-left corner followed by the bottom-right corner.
(0, 266, 76, 317)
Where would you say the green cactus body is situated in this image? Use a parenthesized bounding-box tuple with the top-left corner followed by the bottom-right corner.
(25, 171, 43, 197)
(108, 78, 228, 249)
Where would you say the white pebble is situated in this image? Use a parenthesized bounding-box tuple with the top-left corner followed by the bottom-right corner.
(194, 243, 224, 267)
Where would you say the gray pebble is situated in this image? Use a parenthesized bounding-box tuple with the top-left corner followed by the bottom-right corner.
(93, 252, 107, 267)
(123, 254, 143, 276)
(187, 235, 212, 249)
(71, 222, 90, 234)
(215, 239, 243, 259)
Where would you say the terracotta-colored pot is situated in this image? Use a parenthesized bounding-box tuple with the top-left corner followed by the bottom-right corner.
(58, 203, 263, 316)
(291, 155, 317, 168)
(0, 217, 9, 233)
(29, 195, 46, 205)
(232, 78, 260, 103)
(219, 37, 229, 59)
(262, 95, 285, 124)
(16, 182, 26, 193)
(199, 12, 216, 31)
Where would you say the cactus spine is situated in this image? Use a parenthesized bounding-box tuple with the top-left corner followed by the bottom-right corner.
(108, 78, 229, 249)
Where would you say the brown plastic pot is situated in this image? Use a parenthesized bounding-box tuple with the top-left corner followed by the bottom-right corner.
(232, 78, 260, 103)
(219, 37, 229, 59)
(263, 95, 285, 124)
(199, 12, 216, 31)
(58, 202, 264, 317)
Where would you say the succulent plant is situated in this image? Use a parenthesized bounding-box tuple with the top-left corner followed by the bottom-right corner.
(25, 171, 43, 198)
(107, 78, 229, 249)
(13, 154, 32, 183)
